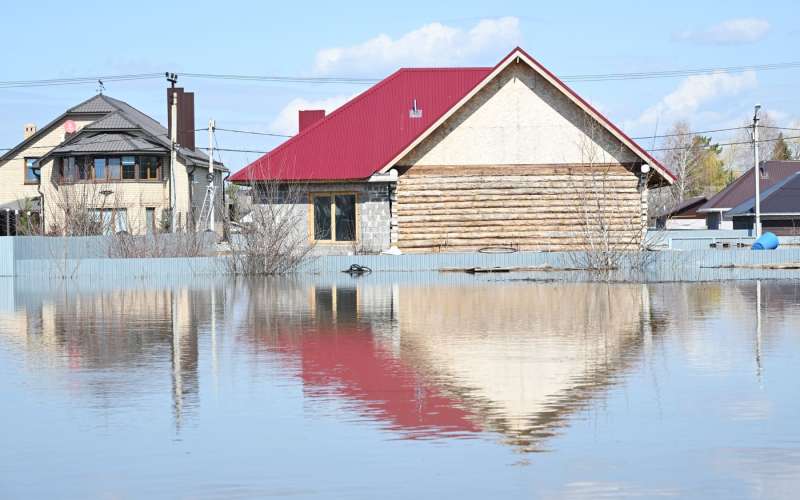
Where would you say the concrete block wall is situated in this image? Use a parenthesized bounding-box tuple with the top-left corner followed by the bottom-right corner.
(254, 182, 392, 256)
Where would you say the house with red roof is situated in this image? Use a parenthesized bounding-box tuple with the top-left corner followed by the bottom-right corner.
(231, 48, 675, 253)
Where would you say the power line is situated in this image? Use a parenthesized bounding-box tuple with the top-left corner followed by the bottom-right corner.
(0, 73, 164, 89)
(632, 126, 748, 140)
(561, 61, 800, 82)
(646, 134, 800, 153)
(195, 127, 292, 138)
(197, 147, 269, 154)
(762, 125, 800, 132)
(3, 59, 800, 89)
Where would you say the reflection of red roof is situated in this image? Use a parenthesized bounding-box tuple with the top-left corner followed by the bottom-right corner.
(275, 325, 478, 437)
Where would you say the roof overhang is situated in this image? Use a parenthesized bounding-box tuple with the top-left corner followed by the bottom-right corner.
(376, 47, 676, 184)
(696, 208, 729, 213)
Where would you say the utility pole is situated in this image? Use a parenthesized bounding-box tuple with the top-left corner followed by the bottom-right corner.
(170, 91, 179, 232)
(208, 119, 215, 232)
(753, 105, 762, 237)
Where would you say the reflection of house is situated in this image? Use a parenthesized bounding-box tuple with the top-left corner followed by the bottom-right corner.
(395, 283, 647, 449)
(655, 196, 707, 230)
(0, 90, 226, 235)
(0, 283, 212, 429)
(728, 172, 800, 235)
(232, 47, 674, 254)
(254, 281, 649, 449)
(699, 161, 800, 230)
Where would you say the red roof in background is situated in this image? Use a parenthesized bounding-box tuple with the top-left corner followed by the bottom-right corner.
(231, 47, 674, 183)
(230, 67, 491, 182)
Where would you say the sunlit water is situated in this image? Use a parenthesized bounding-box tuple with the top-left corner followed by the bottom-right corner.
(1, 275, 799, 499)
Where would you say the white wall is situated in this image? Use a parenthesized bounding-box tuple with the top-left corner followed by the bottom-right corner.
(400, 62, 639, 167)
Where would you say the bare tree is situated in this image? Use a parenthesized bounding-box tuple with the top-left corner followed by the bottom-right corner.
(567, 119, 655, 273)
(726, 111, 786, 173)
(226, 178, 315, 275)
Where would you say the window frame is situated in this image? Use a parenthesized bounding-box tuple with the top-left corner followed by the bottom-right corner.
(87, 207, 128, 235)
(308, 191, 360, 244)
(24, 157, 40, 185)
(58, 155, 165, 183)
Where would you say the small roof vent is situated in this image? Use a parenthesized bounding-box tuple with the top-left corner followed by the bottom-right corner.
(409, 99, 423, 119)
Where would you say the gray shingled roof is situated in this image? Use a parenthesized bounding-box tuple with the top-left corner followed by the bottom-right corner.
(2, 93, 224, 169)
(85, 111, 139, 130)
(68, 94, 118, 114)
(728, 172, 800, 216)
(53, 133, 167, 154)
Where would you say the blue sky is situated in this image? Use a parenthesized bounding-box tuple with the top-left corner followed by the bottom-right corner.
(2, 0, 797, 171)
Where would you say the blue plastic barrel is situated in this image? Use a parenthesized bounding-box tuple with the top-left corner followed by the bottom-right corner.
(752, 232, 779, 250)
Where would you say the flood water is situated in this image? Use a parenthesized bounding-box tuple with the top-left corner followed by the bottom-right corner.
(1, 275, 799, 499)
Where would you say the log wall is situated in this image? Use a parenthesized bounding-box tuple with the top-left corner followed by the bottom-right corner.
(395, 164, 645, 252)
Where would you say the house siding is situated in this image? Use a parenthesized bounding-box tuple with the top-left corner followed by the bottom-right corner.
(395, 165, 643, 252)
(394, 62, 646, 252)
(0, 117, 97, 209)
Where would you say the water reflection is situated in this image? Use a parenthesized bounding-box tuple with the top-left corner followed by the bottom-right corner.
(2, 278, 795, 445)
(0, 280, 226, 430)
(1, 276, 799, 498)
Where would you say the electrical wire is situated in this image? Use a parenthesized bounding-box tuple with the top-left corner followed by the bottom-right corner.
(631, 126, 748, 140)
(194, 127, 292, 138)
(0, 73, 164, 89)
(3, 60, 800, 89)
(646, 134, 800, 153)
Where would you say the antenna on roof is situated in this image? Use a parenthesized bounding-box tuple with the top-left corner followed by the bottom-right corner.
(409, 99, 423, 119)
(165, 72, 178, 88)
(96, 79, 105, 94)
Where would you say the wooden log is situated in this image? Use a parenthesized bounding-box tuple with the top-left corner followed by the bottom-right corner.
(397, 206, 642, 216)
(397, 181, 637, 192)
(395, 192, 641, 202)
(396, 212, 641, 222)
(397, 176, 637, 187)
(401, 164, 636, 177)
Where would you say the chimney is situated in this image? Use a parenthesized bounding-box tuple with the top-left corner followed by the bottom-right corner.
(23, 123, 37, 139)
(299, 110, 325, 133)
(167, 87, 196, 150)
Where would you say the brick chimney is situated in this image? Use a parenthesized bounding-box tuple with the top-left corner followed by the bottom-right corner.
(167, 87, 196, 150)
(299, 110, 325, 133)
(23, 123, 37, 139)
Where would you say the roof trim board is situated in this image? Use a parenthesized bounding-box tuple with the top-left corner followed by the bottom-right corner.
(376, 47, 675, 184)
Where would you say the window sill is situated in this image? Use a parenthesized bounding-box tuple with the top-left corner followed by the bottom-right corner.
(311, 240, 359, 245)
(59, 179, 164, 184)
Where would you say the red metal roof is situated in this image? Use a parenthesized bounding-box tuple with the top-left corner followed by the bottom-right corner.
(230, 67, 491, 182)
(231, 47, 674, 182)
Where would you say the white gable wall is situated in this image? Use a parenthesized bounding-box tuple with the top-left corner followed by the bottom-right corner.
(399, 62, 639, 167)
